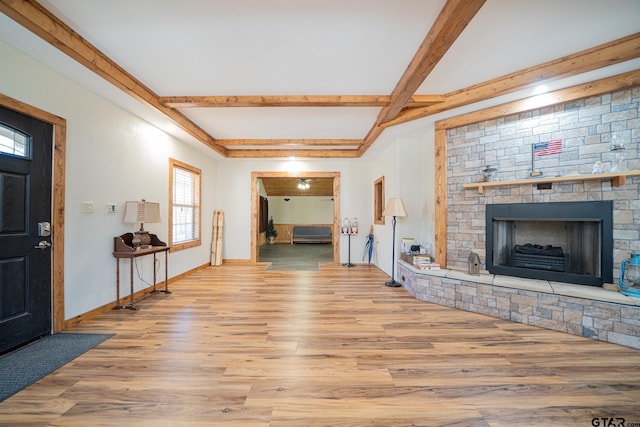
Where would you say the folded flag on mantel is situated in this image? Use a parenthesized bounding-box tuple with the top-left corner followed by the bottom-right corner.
(533, 140, 562, 156)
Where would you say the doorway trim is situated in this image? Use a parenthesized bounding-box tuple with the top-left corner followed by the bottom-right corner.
(251, 171, 340, 263)
(0, 93, 66, 333)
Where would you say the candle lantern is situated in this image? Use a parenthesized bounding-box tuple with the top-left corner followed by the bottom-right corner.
(619, 253, 640, 297)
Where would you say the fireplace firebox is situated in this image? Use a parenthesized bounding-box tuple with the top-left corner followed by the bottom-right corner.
(486, 201, 613, 286)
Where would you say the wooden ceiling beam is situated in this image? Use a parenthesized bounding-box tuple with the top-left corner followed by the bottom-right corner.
(220, 139, 362, 147)
(359, 0, 486, 156)
(435, 69, 640, 131)
(160, 95, 445, 108)
(226, 149, 360, 158)
(379, 0, 486, 123)
(383, 32, 640, 128)
(0, 0, 227, 157)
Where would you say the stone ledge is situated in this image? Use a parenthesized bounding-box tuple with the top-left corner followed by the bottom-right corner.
(397, 260, 640, 349)
(398, 261, 640, 307)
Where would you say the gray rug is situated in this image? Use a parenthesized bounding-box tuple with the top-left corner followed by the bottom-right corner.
(0, 333, 113, 402)
(260, 243, 333, 270)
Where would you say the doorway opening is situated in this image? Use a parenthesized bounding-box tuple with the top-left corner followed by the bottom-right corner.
(251, 171, 340, 264)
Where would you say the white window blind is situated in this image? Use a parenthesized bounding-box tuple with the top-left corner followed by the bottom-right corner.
(172, 164, 200, 245)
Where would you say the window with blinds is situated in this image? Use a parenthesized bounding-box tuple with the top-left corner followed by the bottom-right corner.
(169, 158, 201, 251)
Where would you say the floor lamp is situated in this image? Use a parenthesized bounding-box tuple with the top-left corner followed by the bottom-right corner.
(383, 198, 408, 287)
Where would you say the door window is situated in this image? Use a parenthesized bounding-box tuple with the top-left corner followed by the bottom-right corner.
(0, 123, 30, 158)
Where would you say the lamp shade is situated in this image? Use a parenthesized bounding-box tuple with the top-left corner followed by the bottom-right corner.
(123, 200, 161, 224)
(383, 198, 408, 218)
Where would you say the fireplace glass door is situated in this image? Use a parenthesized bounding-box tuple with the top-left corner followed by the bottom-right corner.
(486, 201, 613, 286)
(492, 220, 601, 276)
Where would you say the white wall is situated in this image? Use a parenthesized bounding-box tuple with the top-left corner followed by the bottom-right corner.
(0, 41, 219, 319)
(215, 158, 372, 264)
(366, 128, 435, 276)
(269, 196, 334, 224)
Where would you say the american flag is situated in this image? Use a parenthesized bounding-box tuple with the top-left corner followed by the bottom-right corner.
(533, 140, 562, 156)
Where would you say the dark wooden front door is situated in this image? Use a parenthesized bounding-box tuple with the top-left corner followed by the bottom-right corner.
(0, 106, 53, 354)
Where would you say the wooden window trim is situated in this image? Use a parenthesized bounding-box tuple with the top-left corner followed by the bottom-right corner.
(374, 176, 385, 225)
(169, 158, 201, 252)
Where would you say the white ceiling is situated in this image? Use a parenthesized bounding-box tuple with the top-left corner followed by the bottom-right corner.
(1, 0, 639, 158)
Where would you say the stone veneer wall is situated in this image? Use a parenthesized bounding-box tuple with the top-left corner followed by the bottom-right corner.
(397, 262, 640, 349)
(446, 88, 640, 282)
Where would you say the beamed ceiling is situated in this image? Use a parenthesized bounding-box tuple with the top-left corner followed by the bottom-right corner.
(0, 0, 639, 159)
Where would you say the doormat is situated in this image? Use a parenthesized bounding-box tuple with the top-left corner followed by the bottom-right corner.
(0, 333, 113, 402)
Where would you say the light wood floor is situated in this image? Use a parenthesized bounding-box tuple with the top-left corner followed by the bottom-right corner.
(2, 263, 640, 426)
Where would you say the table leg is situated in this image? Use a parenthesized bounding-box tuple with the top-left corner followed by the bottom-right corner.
(164, 249, 171, 293)
(160, 249, 171, 293)
(113, 258, 123, 309)
(151, 253, 158, 293)
(125, 258, 138, 310)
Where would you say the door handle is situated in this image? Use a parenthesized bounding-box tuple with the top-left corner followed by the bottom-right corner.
(34, 240, 52, 249)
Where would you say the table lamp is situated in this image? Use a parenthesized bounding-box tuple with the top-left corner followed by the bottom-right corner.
(123, 199, 161, 248)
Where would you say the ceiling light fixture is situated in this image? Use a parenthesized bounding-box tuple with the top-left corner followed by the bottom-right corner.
(533, 84, 549, 95)
(297, 179, 310, 190)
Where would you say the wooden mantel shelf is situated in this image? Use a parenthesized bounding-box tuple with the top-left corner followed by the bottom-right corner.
(463, 170, 640, 194)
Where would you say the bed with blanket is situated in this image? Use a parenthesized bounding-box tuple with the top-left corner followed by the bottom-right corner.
(291, 225, 332, 244)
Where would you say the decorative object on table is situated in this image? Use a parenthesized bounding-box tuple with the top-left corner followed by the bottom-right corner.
(619, 252, 640, 297)
(401, 237, 415, 254)
(122, 199, 161, 248)
(266, 216, 278, 244)
(592, 161, 604, 174)
(211, 210, 224, 266)
(529, 140, 562, 177)
(482, 165, 497, 182)
(362, 225, 376, 265)
(383, 198, 408, 287)
(468, 252, 480, 275)
(342, 217, 358, 267)
(609, 131, 627, 172)
(420, 243, 432, 255)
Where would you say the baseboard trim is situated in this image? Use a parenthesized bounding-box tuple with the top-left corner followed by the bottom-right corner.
(63, 262, 210, 329)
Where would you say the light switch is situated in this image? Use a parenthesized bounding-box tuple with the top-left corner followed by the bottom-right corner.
(81, 202, 93, 213)
(106, 203, 116, 214)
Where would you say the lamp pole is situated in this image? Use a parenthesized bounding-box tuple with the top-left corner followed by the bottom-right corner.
(383, 197, 407, 288)
(385, 215, 401, 287)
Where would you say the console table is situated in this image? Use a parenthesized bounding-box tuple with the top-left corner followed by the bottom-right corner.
(113, 232, 170, 310)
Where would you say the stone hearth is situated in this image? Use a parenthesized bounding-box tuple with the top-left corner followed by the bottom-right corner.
(397, 261, 640, 349)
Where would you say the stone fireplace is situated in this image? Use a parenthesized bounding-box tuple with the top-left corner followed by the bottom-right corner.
(486, 201, 613, 286)
(404, 86, 640, 349)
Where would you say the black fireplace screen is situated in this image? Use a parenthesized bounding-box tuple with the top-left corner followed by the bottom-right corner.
(486, 201, 613, 286)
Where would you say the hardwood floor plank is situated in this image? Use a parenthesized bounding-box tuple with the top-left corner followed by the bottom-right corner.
(1, 263, 639, 425)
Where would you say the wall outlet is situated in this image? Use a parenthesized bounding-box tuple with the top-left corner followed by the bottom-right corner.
(106, 203, 116, 214)
(81, 202, 93, 213)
